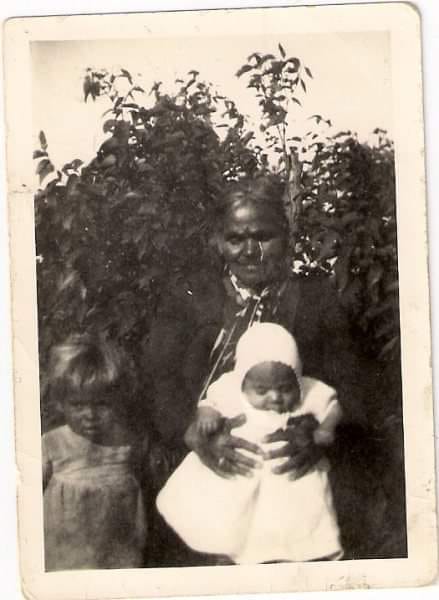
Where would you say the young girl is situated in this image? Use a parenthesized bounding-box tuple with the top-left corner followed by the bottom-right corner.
(42, 334, 147, 571)
(157, 322, 343, 564)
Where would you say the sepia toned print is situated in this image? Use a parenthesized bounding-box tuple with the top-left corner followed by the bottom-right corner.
(4, 3, 437, 599)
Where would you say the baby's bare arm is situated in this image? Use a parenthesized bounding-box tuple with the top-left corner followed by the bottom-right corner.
(196, 405, 224, 435)
(313, 402, 343, 446)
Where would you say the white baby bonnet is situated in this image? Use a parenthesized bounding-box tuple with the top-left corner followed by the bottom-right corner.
(234, 322, 302, 388)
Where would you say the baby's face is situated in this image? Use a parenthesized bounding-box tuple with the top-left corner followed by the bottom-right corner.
(242, 361, 300, 413)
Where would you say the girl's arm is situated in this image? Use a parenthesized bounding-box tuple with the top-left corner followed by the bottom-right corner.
(42, 434, 53, 491)
(42, 459, 52, 491)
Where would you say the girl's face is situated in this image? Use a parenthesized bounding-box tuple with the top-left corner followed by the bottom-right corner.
(62, 388, 117, 444)
(242, 361, 300, 413)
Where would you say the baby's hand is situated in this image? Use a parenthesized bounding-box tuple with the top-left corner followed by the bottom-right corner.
(286, 414, 319, 450)
(313, 427, 335, 446)
(196, 406, 224, 436)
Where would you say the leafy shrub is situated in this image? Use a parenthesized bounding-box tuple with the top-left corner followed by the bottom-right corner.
(34, 52, 399, 432)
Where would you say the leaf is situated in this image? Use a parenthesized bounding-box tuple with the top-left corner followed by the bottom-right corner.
(241, 131, 254, 145)
(247, 52, 262, 63)
(374, 319, 396, 340)
(62, 159, 83, 174)
(317, 231, 340, 261)
(90, 80, 100, 100)
(71, 159, 83, 170)
(378, 335, 399, 359)
(77, 182, 106, 198)
(83, 75, 92, 102)
(103, 119, 117, 134)
(305, 66, 313, 78)
(132, 85, 145, 93)
(300, 79, 307, 93)
(340, 277, 362, 312)
(100, 154, 117, 168)
(39, 131, 48, 151)
(334, 245, 353, 292)
(33, 150, 48, 159)
(334, 256, 350, 293)
(36, 158, 55, 183)
(260, 53, 275, 64)
(235, 64, 253, 78)
(292, 98, 302, 106)
(286, 57, 300, 71)
(367, 263, 384, 290)
(278, 43, 286, 58)
(363, 297, 398, 321)
(385, 279, 399, 294)
(120, 68, 133, 84)
(341, 212, 360, 227)
(114, 96, 124, 110)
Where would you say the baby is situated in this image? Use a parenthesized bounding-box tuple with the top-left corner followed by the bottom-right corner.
(42, 334, 147, 570)
(157, 322, 343, 564)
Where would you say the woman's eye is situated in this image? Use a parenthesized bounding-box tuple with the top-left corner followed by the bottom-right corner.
(257, 234, 273, 243)
(226, 236, 242, 245)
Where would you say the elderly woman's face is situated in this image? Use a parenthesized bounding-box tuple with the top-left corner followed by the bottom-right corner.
(218, 200, 288, 288)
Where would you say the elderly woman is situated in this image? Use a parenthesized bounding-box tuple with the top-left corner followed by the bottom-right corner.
(148, 175, 390, 563)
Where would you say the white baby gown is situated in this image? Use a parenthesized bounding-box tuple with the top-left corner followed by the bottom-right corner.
(156, 374, 342, 564)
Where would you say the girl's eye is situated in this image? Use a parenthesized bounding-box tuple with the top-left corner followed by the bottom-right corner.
(255, 387, 267, 394)
(69, 400, 82, 407)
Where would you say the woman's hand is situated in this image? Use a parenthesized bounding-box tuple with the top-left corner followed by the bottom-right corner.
(263, 414, 325, 480)
(185, 414, 263, 478)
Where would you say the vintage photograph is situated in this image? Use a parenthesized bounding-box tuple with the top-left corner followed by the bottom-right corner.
(33, 30, 405, 570)
(4, 3, 437, 598)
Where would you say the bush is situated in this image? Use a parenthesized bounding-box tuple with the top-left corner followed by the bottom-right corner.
(34, 54, 399, 431)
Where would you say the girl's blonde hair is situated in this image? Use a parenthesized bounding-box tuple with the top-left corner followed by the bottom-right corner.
(49, 333, 125, 397)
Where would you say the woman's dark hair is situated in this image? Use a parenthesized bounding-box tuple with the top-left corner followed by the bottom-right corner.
(215, 174, 289, 233)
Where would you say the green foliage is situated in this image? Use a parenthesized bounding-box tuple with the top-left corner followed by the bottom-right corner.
(34, 51, 400, 429)
(236, 48, 312, 170)
(234, 47, 399, 360)
(34, 70, 263, 429)
(293, 128, 399, 360)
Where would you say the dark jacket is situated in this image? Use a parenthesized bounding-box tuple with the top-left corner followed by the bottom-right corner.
(148, 270, 368, 446)
(147, 269, 406, 560)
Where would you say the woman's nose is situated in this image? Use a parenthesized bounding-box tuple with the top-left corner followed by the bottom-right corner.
(243, 238, 258, 257)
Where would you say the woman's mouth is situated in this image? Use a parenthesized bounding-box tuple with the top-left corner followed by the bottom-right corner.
(239, 263, 261, 270)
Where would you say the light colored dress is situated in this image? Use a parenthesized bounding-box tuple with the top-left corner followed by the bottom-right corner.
(42, 425, 147, 571)
(157, 374, 342, 564)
